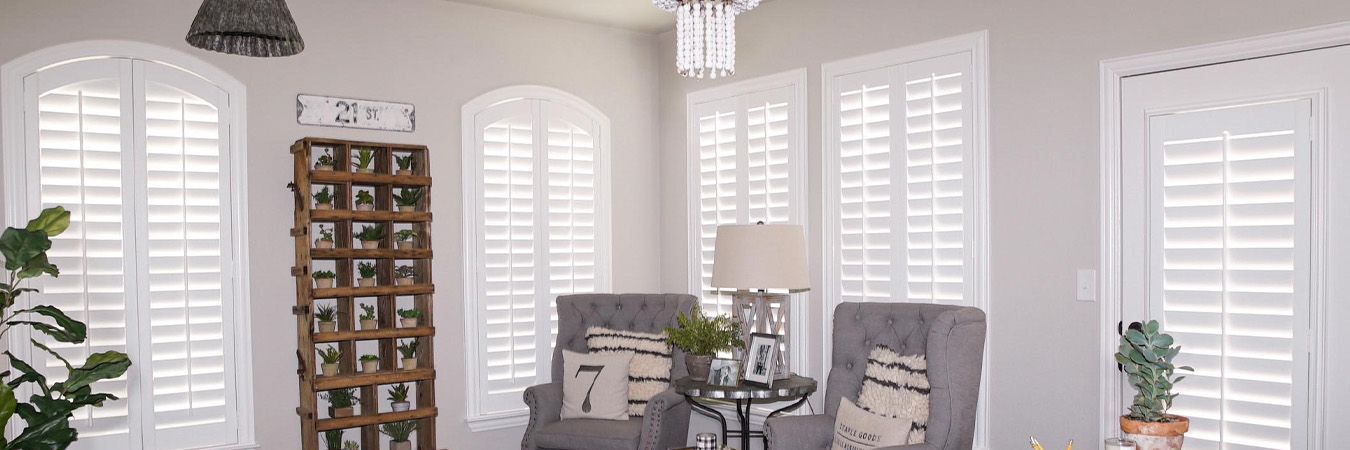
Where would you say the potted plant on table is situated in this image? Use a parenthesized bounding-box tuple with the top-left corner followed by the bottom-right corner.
(352, 147, 376, 174)
(393, 188, 422, 212)
(313, 270, 336, 289)
(665, 305, 743, 382)
(315, 304, 339, 332)
(315, 149, 335, 171)
(388, 383, 411, 412)
(359, 303, 377, 330)
(315, 224, 335, 249)
(397, 340, 419, 370)
(380, 419, 418, 450)
(322, 387, 359, 418)
(1116, 320, 1193, 450)
(394, 229, 418, 249)
(395, 154, 415, 176)
(359, 354, 380, 373)
(356, 224, 385, 249)
(354, 189, 375, 211)
(317, 345, 342, 376)
(343, 441, 359, 450)
(357, 262, 376, 287)
(313, 186, 334, 210)
(397, 308, 421, 327)
(322, 430, 343, 450)
(395, 265, 415, 286)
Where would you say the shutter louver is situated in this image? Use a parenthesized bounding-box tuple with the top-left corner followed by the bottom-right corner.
(836, 72, 894, 304)
(696, 99, 737, 316)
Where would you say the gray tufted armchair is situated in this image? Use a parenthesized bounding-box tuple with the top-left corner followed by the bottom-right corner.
(522, 293, 697, 450)
(765, 302, 986, 450)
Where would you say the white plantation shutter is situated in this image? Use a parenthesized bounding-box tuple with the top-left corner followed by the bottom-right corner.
(468, 94, 611, 416)
(1148, 99, 1311, 450)
(694, 97, 738, 316)
(18, 57, 246, 450)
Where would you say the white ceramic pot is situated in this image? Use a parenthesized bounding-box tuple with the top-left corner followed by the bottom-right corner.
(396, 277, 414, 286)
(397, 241, 413, 249)
(314, 239, 334, 249)
(317, 321, 336, 333)
(315, 164, 333, 171)
(400, 317, 418, 328)
(391, 401, 411, 412)
(357, 278, 375, 287)
(397, 205, 413, 212)
(390, 440, 411, 450)
(315, 203, 333, 211)
(361, 360, 378, 373)
(315, 278, 334, 289)
(357, 168, 374, 174)
(360, 319, 377, 330)
(356, 204, 374, 211)
(320, 363, 338, 377)
(395, 169, 411, 176)
(360, 240, 379, 249)
(401, 358, 418, 370)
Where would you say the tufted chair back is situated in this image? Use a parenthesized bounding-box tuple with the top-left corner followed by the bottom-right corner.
(551, 293, 698, 382)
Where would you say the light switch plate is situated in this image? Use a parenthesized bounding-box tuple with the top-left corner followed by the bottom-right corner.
(1077, 269, 1096, 301)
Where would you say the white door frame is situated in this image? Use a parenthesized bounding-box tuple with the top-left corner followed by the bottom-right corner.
(1098, 21, 1350, 448)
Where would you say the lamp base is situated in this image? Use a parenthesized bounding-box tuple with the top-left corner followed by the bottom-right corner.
(732, 292, 791, 380)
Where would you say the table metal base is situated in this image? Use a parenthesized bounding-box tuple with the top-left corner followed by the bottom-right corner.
(685, 395, 810, 450)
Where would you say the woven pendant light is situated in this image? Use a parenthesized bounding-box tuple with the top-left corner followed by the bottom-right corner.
(186, 0, 305, 57)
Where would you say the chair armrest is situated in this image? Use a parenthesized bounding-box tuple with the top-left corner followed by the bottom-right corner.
(522, 382, 564, 450)
(639, 388, 691, 450)
(765, 414, 835, 450)
(876, 444, 939, 450)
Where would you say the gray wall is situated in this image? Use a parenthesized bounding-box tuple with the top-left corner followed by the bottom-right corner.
(0, 1, 663, 449)
(656, 0, 1350, 448)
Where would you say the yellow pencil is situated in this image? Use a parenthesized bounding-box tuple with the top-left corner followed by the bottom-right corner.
(1066, 440, 1073, 450)
(1029, 436, 1045, 450)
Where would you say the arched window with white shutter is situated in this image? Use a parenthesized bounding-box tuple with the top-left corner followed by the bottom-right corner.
(1, 41, 254, 450)
(461, 85, 612, 429)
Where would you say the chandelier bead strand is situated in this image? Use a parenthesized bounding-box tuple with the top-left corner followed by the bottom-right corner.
(656, 0, 758, 79)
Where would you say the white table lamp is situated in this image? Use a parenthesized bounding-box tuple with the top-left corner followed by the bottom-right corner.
(711, 222, 809, 380)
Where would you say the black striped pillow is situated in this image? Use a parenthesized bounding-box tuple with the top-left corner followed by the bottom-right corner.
(586, 327, 672, 417)
(856, 345, 929, 444)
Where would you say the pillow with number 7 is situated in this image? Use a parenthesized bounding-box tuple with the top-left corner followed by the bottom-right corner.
(560, 350, 632, 421)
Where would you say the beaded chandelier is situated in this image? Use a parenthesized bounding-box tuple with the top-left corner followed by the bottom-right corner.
(654, 0, 760, 79)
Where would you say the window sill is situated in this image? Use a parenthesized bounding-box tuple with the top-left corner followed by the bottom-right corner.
(465, 410, 529, 432)
(191, 442, 260, 450)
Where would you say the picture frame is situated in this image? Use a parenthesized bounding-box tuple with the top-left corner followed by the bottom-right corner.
(742, 333, 781, 387)
(708, 358, 742, 387)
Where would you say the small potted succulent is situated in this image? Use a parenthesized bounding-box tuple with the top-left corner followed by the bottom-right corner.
(357, 262, 376, 287)
(322, 387, 359, 418)
(315, 224, 335, 249)
(395, 154, 415, 176)
(393, 188, 422, 212)
(394, 265, 416, 286)
(394, 229, 417, 249)
(397, 340, 419, 370)
(315, 304, 339, 332)
(359, 354, 379, 373)
(313, 270, 336, 289)
(354, 190, 375, 211)
(352, 147, 376, 174)
(397, 308, 421, 328)
(322, 430, 344, 450)
(313, 186, 334, 211)
(665, 305, 743, 381)
(359, 303, 377, 330)
(380, 419, 418, 450)
(317, 345, 341, 377)
(1117, 320, 1193, 450)
(356, 224, 385, 249)
(387, 383, 411, 412)
(343, 441, 358, 450)
(315, 149, 335, 171)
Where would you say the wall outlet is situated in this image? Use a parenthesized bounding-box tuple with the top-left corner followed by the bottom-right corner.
(1077, 269, 1096, 301)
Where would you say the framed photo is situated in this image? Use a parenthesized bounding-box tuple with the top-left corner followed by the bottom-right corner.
(742, 333, 781, 387)
(708, 358, 742, 387)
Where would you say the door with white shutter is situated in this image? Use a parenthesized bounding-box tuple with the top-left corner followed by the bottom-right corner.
(1120, 44, 1350, 450)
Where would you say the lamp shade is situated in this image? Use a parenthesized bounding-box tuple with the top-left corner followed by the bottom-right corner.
(711, 224, 810, 291)
(186, 0, 305, 57)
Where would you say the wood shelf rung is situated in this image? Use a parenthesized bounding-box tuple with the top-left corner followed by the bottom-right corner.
(311, 248, 432, 260)
(315, 326, 435, 343)
(316, 407, 438, 431)
(310, 170, 433, 187)
(312, 284, 434, 299)
(312, 210, 432, 223)
(314, 368, 436, 390)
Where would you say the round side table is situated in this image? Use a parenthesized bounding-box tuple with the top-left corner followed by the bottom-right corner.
(674, 375, 817, 450)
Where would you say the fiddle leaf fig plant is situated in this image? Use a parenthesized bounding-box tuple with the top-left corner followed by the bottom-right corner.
(664, 305, 743, 356)
(1116, 320, 1193, 423)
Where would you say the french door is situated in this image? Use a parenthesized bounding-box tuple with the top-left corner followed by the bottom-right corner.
(1120, 45, 1350, 450)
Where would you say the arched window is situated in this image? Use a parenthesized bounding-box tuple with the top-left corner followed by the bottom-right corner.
(460, 86, 611, 428)
(1, 42, 253, 450)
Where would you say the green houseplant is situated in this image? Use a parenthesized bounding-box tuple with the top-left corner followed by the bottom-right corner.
(314, 224, 335, 249)
(356, 224, 385, 249)
(359, 354, 379, 373)
(313, 186, 334, 210)
(394, 265, 415, 286)
(317, 345, 342, 377)
(0, 206, 133, 450)
(322, 387, 359, 418)
(393, 229, 417, 249)
(380, 419, 418, 450)
(1116, 320, 1193, 450)
(359, 303, 377, 330)
(322, 430, 343, 450)
(313, 270, 336, 289)
(357, 262, 377, 287)
(354, 190, 375, 211)
(665, 305, 743, 381)
(387, 383, 411, 412)
(352, 147, 376, 173)
(315, 149, 335, 171)
(392, 188, 422, 212)
(342, 441, 359, 450)
(314, 304, 339, 332)
(397, 308, 421, 328)
(397, 339, 419, 370)
(395, 154, 415, 175)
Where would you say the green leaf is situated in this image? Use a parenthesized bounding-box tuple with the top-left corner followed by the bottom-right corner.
(1124, 329, 1147, 347)
(1145, 320, 1160, 335)
(5, 351, 50, 397)
(1179, 365, 1194, 372)
(29, 339, 72, 371)
(16, 305, 87, 344)
(60, 351, 131, 395)
(1154, 333, 1174, 348)
(0, 384, 15, 437)
(24, 207, 71, 238)
(0, 228, 52, 271)
(8, 321, 83, 344)
(16, 253, 60, 280)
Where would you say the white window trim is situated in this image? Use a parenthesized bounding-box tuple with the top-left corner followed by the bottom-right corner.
(460, 85, 613, 431)
(0, 40, 256, 450)
(1098, 22, 1346, 449)
(820, 30, 990, 450)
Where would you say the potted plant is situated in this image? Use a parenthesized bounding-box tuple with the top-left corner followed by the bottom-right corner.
(359, 354, 379, 373)
(315, 224, 335, 249)
(395, 265, 416, 286)
(322, 387, 359, 418)
(313, 186, 334, 210)
(343, 441, 359, 450)
(315, 149, 335, 171)
(359, 303, 377, 330)
(395, 154, 415, 176)
(665, 305, 743, 381)
(393, 188, 422, 212)
(397, 339, 419, 370)
(313, 270, 336, 289)
(356, 224, 385, 249)
(317, 345, 342, 376)
(387, 383, 411, 412)
(357, 262, 376, 287)
(315, 304, 339, 332)
(397, 308, 421, 328)
(352, 147, 376, 174)
(393, 229, 418, 249)
(322, 430, 344, 450)
(354, 189, 375, 211)
(380, 419, 418, 450)
(1117, 320, 1193, 450)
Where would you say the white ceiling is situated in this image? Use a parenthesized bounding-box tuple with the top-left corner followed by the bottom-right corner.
(448, 0, 677, 34)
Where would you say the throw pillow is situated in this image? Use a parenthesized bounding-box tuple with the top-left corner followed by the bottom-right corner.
(561, 349, 633, 421)
(831, 397, 912, 450)
(856, 345, 930, 444)
(586, 326, 673, 417)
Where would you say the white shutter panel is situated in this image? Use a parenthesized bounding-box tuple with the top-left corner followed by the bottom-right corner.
(1149, 99, 1311, 450)
(694, 98, 738, 316)
(902, 57, 968, 304)
(835, 70, 894, 304)
(544, 101, 603, 331)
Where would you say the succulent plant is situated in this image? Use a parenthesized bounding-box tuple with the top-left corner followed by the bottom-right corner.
(395, 265, 415, 279)
(315, 304, 339, 322)
(396, 154, 414, 171)
(354, 190, 375, 206)
(322, 387, 359, 409)
(397, 308, 421, 319)
(393, 188, 423, 207)
(313, 270, 336, 280)
(316, 149, 334, 167)
(387, 383, 410, 403)
(379, 419, 418, 442)
(317, 345, 342, 365)
(313, 186, 334, 204)
(356, 224, 385, 241)
(359, 354, 379, 362)
(397, 339, 419, 359)
(322, 430, 343, 450)
(352, 147, 376, 170)
(317, 224, 334, 242)
(358, 262, 376, 279)
(394, 229, 418, 242)
(359, 303, 376, 321)
(1116, 320, 1193, 423)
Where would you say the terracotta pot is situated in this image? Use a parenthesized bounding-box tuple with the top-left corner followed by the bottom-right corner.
(397, 241, 413, 249)
(315, 164, 333, 171)
(1121, 414, 1189, 450)
(320, 363, 338, 377)
(361, 360, 379, 373)
(330, 407, 353, 418)
(360, 319, 378, 330)
(402, 358, 418, 370)
(317, 321, 336, 333)
(357, 278, 375, 287)
(395, 169, 411, 176)
(390, 440, 411, 450)
(686, 354, 713, 381)
(356, 204, 374, 211)
(315, 278, 334, 289)
(315, 203, 332, 211)
(314, 239, 334, 249)
(360, 240, 379, 249)
(400, 317, 418, 328)
(396, 277, 414, 286)
(391, 401, 411, 412)
(397, 205, 413, 212)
